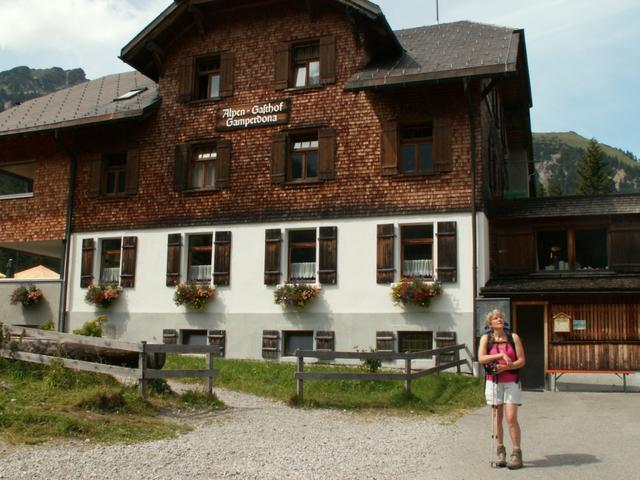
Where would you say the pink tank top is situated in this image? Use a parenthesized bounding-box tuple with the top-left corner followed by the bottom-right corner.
(486, 340, 519, 383)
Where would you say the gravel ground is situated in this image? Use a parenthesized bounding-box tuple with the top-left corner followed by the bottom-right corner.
(0, 385, 455, 480)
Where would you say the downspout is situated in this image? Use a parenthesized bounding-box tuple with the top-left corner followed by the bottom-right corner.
(54, 129, 78, 332)
(463, 78, 479, 359)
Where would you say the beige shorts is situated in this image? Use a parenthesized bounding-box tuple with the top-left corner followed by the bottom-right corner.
(485, 380, 522, 406)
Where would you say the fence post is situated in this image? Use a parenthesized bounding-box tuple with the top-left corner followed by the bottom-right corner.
(455, 346, 461, 374)
(404, 355, 411, 395)
(296, 349, 304, 404)
(139, 341, 147, 401)
(206, 347, 214, 396)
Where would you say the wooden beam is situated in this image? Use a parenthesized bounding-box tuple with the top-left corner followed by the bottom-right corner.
(4, 325, 143, 352)
(188, 3, 206, 36)
(145, 41, 165, 77)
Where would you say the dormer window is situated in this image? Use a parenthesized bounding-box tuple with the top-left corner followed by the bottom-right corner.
(113, 87, 147, 101)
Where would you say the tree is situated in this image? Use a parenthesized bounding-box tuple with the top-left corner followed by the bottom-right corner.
(547, 178, 564, 197)
(576, 138, 614, 195)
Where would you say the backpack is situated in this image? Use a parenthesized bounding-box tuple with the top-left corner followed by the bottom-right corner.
(484, 332, 520, 382)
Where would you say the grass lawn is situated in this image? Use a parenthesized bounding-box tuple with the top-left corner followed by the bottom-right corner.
(0, 358, 222, 445)
(165, 355, 485, 416)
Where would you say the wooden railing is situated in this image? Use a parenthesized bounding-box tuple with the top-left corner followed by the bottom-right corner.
(294, 344, 470, 402)
(0, 324, 219, 400)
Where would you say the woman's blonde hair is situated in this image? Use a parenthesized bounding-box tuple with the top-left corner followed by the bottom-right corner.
(484, 308, 505, 327)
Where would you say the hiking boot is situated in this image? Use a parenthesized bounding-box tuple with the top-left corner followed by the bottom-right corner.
(496, 445, 507, 467)
(507, 448, 523, 469)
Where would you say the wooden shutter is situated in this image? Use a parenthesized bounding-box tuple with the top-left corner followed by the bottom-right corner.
(318, 226, 337, 284)
(271, 133, 287, 184)
(162, 329, 178, 344)
(213, 231, 231, 286)
(318, 128, 336, 180)
(174, 144, 189, 192)
(219, 51, 234, 98)
(433, 116, 453, 172)
(435, 331, 457, 365)
(381, 121, 398, 176)
(166, 233, 182, 286)
(315, 331, 335, 351)
(274, 43, 290, 90)
(610, 226, 640, 272)
(376, 224, 395, 283)
(264, 229, 282, 285)
(120, 236, 137, 288)
(176, 57, 194, 103)
(437, 221, 457, 283)
(493, 229, 535, 274)
(262, 330, 280, 359)
(80, 238, 95, 288)
(319, 35, 336, 85)
(208, 329, 226, 357)
(215, 139, 232, 189)
(376, 331, 395, 352)
(88, 154, 103, 197)
(125, 149, 139, 195)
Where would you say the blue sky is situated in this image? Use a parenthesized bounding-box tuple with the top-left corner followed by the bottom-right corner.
(0, 0, 638, 156)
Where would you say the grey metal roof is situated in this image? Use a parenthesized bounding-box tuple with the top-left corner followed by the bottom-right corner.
(487, 194, 640, 220)
(346, 21, 521, 90)
(0, 71, 159, 137)
(482, 274, 640, 295)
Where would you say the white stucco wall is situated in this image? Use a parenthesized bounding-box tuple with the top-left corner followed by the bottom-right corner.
(67, 212, 480, 362)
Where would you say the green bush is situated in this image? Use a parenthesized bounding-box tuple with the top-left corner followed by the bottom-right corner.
(72, 315, 107, 337)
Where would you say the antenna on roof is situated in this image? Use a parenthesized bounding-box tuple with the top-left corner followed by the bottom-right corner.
(436, 0, 440, 24)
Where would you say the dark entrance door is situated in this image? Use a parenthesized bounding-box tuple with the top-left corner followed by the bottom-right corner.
(515, 304, 545, 389)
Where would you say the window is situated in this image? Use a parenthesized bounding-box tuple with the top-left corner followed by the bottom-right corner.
(288, 229, 316, 281)
(293, 43, 320, 88)
(0, 162, 34, 199)
(289, 135, 318, 181)
(188, 234, 213, 282)
(400, 125, 433, 174)
(113, 87, 147, 101)
(181, 329, 207, 346)
(100, 239, 121, 283)
(283, 331, 314, 355)
(398, 331, 433, 354)
(401, 225, 434, 278)
(103, 153, 127, 195)
(196, 56, 220, 100)
(537, 228, 608, 271)
(190, 145, 217, 189)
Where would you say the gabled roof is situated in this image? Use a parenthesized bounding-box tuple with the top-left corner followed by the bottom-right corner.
(346, 21, 524, 90)
(120, 0, 402, 81)
(0, 71, 159, 137)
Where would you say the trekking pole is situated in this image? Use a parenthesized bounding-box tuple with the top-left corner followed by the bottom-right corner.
(489, 375, 498, 468)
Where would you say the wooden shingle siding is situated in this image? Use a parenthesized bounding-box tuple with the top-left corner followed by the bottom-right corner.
(166, 233, 182, 286)
(264, 229, 282, 285)
(262, 330, 280, 359)
(120, 236, 137, 288)
(318, 226, 337, 284)
(80, 238, 95, 288)
(376, 224, 395, 283)
(213, 231, 231, 286)
(437, 221, 457, 283)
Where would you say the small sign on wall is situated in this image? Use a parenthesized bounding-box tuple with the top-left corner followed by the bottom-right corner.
(572, 319, 587, 331)
(553, 312, 572, 333)
(216, 99, 290, 130)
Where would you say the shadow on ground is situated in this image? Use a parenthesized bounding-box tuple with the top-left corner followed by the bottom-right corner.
(526, 453, 600, 468)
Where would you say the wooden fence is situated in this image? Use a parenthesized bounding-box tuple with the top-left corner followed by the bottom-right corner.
(294, 344, 470, 402)
(0, 324, 219, 400)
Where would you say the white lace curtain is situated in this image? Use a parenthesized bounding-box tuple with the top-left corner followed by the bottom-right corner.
(100, 267, 120, 283)
(403, 259, 433, 277)
(290, 262, 316, 280)
(189, 264, 212, 282)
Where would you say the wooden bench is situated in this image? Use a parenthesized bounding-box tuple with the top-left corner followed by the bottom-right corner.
(545, 369, 634, 392)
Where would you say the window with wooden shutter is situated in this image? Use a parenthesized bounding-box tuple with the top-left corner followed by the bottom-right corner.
(125, 149, 139, 195)
(318, 226, 337, 284)
(376, 224, 395, 283)
(436, 221, 457, 283)
(274, 43, 290, 90)
(315, 331, 335, 352)
(376, 331, 395, 352)
(80, 238, 95, 288)
(271, 133, 287, 184)
(319, 35, 336, 85)
(264, 229, 282, 285)
(177, 57, 194, 103)
(208, 329, 226, 357)
(188, 234, 213, 283)
(100, 238, 121, 284)
(262, 330, 280, 359)
(166, 233, 182, 286)
(401, 225, 434, 278)
(215, 140, 232, 189)
(318, 128, 336, 180)
(213, 231, 231, 286)
(381, 121, 398, 176)
(174, 144, 189, 192)
(433, 116, 452, 172)
(288, 229, 316, 282)
(219, 51, 234, 98)
(120, 236, 137, 288)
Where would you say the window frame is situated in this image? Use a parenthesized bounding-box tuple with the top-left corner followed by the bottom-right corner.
(180, 329, 208, 346)
(99, 238, 122, 285)
(188, 143, 217, 191)
(398, 331, 433, 355)
(102, 152, 128, 196)
(291, 41, 320, 89)
(399, 124, 434, 175)
(288, 228, 317, 282)
(187, 233, 213, 284)
(0, 160, 35, 200)
(195, 55, 221, 100)
(400, 224, 434, 279)
(283, 330, 314, 356)
(536, 227, 609, 272)
(288, 133, 319, 182)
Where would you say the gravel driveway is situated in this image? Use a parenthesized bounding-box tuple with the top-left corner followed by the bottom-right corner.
(1, 387, 638, 480)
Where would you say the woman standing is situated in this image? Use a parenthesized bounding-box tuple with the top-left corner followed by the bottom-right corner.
(478, 309, 526, 469)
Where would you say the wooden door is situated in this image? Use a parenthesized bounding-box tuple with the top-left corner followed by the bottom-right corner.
(514, 303, 546, 389)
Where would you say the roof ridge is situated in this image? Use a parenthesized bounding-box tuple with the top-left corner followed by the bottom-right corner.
(394, 20, 518, 35)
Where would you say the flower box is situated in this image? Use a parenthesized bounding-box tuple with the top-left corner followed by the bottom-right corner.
(273, 283, 321, 308)
(85, 284, 122, 309)
(174, 283, 216, 311)
(391, 278, 442, 307)
(10, 284, 43, 307)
